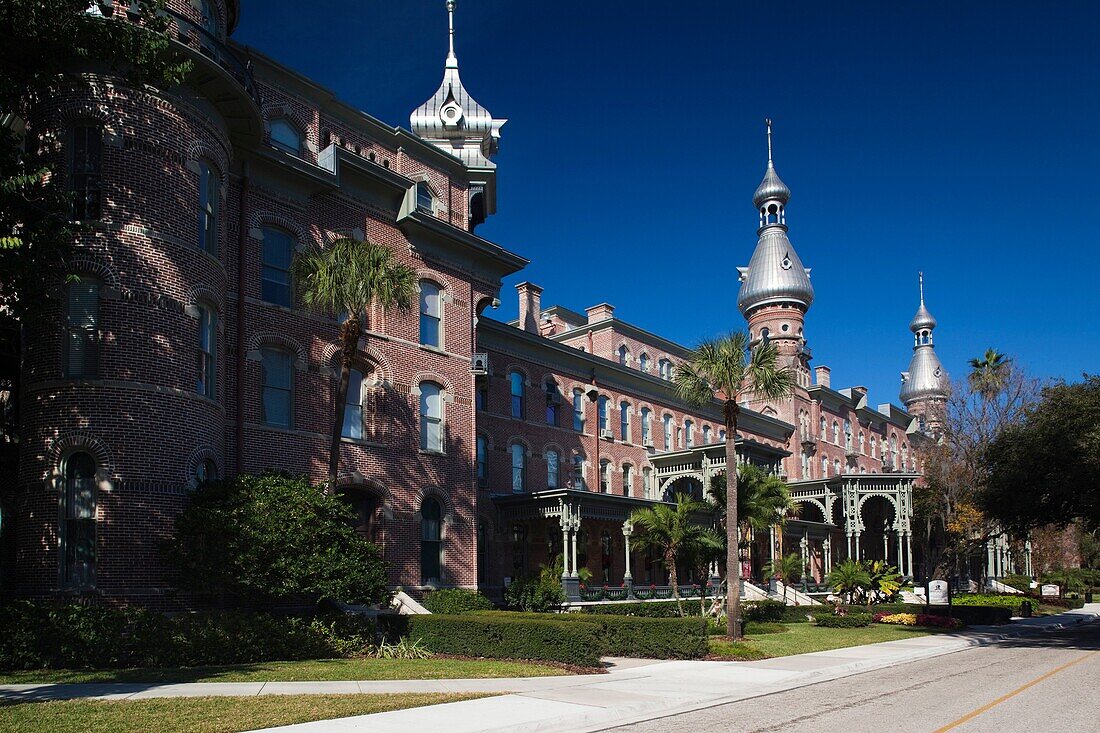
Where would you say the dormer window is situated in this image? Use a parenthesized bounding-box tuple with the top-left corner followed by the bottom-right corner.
(416, 182, 434, 212)
(270, 119, 302, 156)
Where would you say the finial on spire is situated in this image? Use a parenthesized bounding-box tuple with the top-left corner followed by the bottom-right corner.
(765, 118, 774, 166)
(919, 271, 925, 304)
(446, 1, 458, 69)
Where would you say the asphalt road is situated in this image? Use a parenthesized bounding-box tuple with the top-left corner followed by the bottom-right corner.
(607, 622, 1100, 733)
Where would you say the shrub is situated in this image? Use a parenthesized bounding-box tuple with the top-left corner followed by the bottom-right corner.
(742, 600, 786, 622)
(165, 472, 389, 607)
(1002, 574, 1033, 593)
(422, 589, 495, 615)
(953, 593, 1033, 615)
(503, 575, 566, 612)
(874, 612, 918, 625)
(397, 614, 601, 667)
(581, 601, 702, 618)
(873, 612, 962, 630)
(932, 604, 1011, 626)
(813, 612, 872, 628)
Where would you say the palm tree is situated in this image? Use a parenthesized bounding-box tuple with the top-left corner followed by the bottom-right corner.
(629, 493, 711, 616)
(968, 348, 1010, 398)
(826, 559, 871, 606)
(681, 526, 726, 616)
(294, 237, 416, 486)
(708, 463, 797, 535)
(763, 552, 803, 604)
(675, 332, 794, 639)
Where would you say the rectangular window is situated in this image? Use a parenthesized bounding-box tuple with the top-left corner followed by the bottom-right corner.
(620, 403, 630, 441)
(477, 436, 487, 487)
(341, 369, 364, 439)
(511, 444, 526, 493)
(419, 282, 442, 348)
(198, 162, 219, 255)
(69, 126, 101, 220)
(419, 383, 444, 452)
(547, 451, 559, 489)
(573, 390, 584, 432)
(61, 454, 97, 588)
(197, 306, 216, 398)
(261, 228, 293, 307)
(260, 348, 293, 427)
(476, 379, 488, 412)
(64, 281, 99, 377)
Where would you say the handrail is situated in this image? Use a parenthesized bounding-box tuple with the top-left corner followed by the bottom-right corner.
(164, 9, 261, 109)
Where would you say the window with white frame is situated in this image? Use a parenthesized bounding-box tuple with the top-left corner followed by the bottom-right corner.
(598, 395, 609, 433)
(270, 118, 302, 156)
(642, 466, 653, 498)
(197, 304, 217, 398)
(419, 382, 444, 452)
(573, 389, 585, 432)
(261, 227, 294, 307)
(663, 414, 673, 450)
(702, 425, 711, 444)
(685, 419, 694, 447)
(600, 459, 611, 493)
(622, 464, 632, 496)
(64, 279, 99, 378)
(547, 449, 560, 489)
(511, 443, 526, 492)
(573, 454, 586, 490)
(60, 451, 96, 588)
(341, 368, 365, 439)
(419, 281, 442, 348)
(617, 344, 629, 366)
(545, 379, 560, 425)
(641, 407, 651, 445)
(260, 348, 293, 427)
(639, 353, 649, 373)
(416, 181, 433, 212)
(620, 401, 630, 441)
(509, 371, 525, 419)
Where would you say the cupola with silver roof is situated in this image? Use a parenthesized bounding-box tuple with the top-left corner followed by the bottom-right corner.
(737, 119, 815, 316)
(900, 272, 950, 405)
(410, 1, 506, 171)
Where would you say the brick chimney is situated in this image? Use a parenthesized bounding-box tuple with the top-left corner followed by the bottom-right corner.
(585, 303, 615, 324)
(516, 282, 543, 334)
(815, 365, 831, 388)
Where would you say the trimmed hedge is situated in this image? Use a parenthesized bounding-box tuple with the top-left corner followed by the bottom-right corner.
(398, 614, 601, 667)
(813, 612, 872, 628)
(421, 589, 495, 615)
(581, 601, 702, 618)
(0, 602, 363, 671)
(474, 611, 707, 660)
(744, 621, 788, 635)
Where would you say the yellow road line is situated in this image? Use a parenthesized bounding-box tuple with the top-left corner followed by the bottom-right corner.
(932, 650, 1098, 732)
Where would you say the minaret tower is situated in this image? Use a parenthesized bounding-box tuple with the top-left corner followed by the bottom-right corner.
(900, 273, 950, 434)
(737, 119, 815, 386)
(410, 1, 506, 229)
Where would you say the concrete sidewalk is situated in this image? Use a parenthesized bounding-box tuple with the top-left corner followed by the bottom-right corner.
(1, 605, 1095, 733)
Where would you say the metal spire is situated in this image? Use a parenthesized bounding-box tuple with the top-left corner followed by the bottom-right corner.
(918, 271, 925, 304)
(446, 1, 457, 69)
(766, 118, 774, 166)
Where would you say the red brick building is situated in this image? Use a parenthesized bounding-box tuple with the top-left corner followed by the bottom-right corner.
(1, 1, 947, 607)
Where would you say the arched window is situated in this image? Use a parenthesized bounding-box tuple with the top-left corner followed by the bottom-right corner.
(640, 407, 652, 445)
(622, 464, 633, 496)
(61, 452, 96, 588)
(195, 457, 217, 486)
(820, 416, 827, 437)
(642, 467, 653, 499)
(260, 348, 293, 427)
(832, 421, 840, 445)
(844, 420, 852, 451)
(546, 449, 559, 489)
(719, 429, 726, 441)
(416, 181, 434, 212)
(684, 419, 694, 448)
(834, 459, 842, 476)
(419, 281, 442, 348)
(341, 368, 364, 439)
(639, 353, 650, 373)
(261, 227, 294, 307)
(617, 344, 629, 366)
(509, 371, 524, 419)
(511, 443, 526, 493)
(197, 304, 217, 398)
(597, 395, 609, 433)
(871, 436, 877, 458)
(859, 432, 866, 454)
(198, 161, 219, 255)
(663, 414, 673, 451)
(620, 401, 630, 441)
(419, 382, 444, 452)
(659, 359, 672, 380)
(821, 456, 829, 477)
(476, 435, 487, 487)
(572, 388, 585, 432)
(420, 497, 443, 584)
(64, 279, 99, 378)
(68, 124, 102, 220)
(475, 376, 488, 412)
(545, 379, 560, 425)
(600, 459, 611, 493)
(702, 425, 711, 444)
(270, 118, 302, 156)
(573, 454, 586, 490)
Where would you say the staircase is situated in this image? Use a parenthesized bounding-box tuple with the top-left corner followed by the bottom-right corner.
(771, 580, 823, 606)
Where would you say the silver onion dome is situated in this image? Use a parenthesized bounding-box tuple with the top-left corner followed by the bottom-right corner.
(900, 347, 949, 404)
(753, 163, 791, 209)
(909, 302, 937, 332)
(737, 227, 815, 314)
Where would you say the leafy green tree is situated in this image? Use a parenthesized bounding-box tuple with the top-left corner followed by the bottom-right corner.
(763, 552, 803, 604)
(293, 238, 416, 484)
(166, 472, 390, 608)
(629, 493, 712, 616)
(674, 332, 793, 638)
(825, 559, 871, 605)
(980, 375, 1100, 535)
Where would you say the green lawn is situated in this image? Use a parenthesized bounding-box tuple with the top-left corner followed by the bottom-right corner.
(0, 693, 492, 733)
(709, 622, 937, 660)
(0, 658, 567, 685)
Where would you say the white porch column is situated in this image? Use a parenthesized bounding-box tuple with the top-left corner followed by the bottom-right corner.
(769, 525, 777, 566)
(570, 513, 579, 579)
(986, 540, 995, 579)
(622, 521, 633, 582)
(823, 536, 832, 574)
(896, 530, 904, 573)
(1025, 539, 1033, 577)
(905, 532, 913, 579)
(560, 509, 572, 579)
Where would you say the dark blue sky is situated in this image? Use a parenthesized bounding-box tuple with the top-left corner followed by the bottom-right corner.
(236, 1, 1100, 406)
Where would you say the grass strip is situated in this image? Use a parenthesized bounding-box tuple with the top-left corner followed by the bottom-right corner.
(707, 622, 936, 660)
(0, 692, 494, 733)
